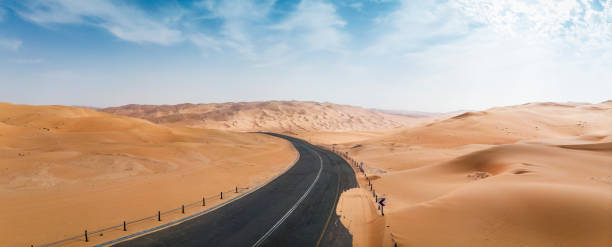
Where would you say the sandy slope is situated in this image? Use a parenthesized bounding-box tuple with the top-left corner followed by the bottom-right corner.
(331, 101, 612, 172)
(101, 101, 427, 132)
(7, 100, 609, 246)
(377, 142, 612, 246)
(0, 103, 297, 246)
(330, 101, 612, 246)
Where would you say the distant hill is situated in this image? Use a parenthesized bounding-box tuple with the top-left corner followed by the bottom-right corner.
(101, 101, 424, 132)
(372, 108, 469, 118)
(371, 109, 441, 118)
(363, 100, 612, 148)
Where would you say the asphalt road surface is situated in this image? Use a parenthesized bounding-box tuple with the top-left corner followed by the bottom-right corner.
(108, 133, 358, 247)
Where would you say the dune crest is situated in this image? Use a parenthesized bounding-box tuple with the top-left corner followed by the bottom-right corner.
(101, 101, 428, 132)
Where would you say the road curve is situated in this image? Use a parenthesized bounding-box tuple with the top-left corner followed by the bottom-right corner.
(106, 133, 357, 247)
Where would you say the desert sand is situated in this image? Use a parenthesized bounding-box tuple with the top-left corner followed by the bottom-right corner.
(3, 100, 610, 247)
(101, 101, 430, 132)
(330, 101, 612, 246)
(0, 103, 297, 246)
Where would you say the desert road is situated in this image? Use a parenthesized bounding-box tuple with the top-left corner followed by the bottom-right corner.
(101, 133, 358, 247)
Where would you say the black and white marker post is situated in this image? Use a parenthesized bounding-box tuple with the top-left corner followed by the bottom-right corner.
(377, 197, 387, 216)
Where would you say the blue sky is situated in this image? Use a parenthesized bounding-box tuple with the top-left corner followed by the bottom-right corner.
(0, 0, 610, 112)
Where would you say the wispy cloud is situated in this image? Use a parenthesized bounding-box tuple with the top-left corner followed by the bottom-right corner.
(348, 2, 363, 11)
(0, 37, 22, 51)
(188, 33, 223, 54)
(190, 0, 348, 60)
(368, 0, 611, 56)
(274, 0, 347, 52)
(194, 0, 275, 57)
(13, 0, 183, 45)
(366, 0, 472, 55)
(8, 0, 349, 59)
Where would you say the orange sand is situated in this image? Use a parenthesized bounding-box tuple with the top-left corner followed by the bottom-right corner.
(330, 101, 612, 246)
(3, 100, 611, 247)
(336, 187, 385, 246)
(0, 103, 297, 246)
(101, 101, 429, 132)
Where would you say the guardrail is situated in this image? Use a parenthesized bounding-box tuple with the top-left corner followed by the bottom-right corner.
(33, 186, 250, 247)
(330, 148, 385, 215)
(330, 147, 396, 246)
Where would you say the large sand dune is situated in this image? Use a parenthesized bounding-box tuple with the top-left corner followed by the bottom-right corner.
(376, 141, 612, 246)
(338, 101, 612, 171)
(101, 101, 427, 132)
(0, 103, 297, 246)
(330, 101, 612, 246)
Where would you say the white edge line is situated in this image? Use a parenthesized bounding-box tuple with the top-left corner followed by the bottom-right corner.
(93, 135, 301, 247)
(251, 146, 324, 247)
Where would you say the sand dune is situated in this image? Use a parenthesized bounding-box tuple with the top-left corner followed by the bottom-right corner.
(334, 101, 612, 171)
(330, 101, 612, 246)
(101, 101, 427, 132)
(4, 100, 610, 246)
(0, 103, 297, 246)
(376, 142, 612, 246)
(375, 101, 612, 148)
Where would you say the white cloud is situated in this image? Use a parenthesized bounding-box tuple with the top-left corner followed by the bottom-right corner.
(367, 0, 471, 55)
(274, 0, 347, 52)
(200, 0, 273, 21)
(194, 0, 214, 10)
(404, 30, 611, 108)
(452, 0, 612, 50)
(190, 0, 348, 60)
(353, 0, 612, 110)
(368, 0, 611, 55)
(15, 0, 183, 45)
(10, 0, 349, 59)
(195, 0, 275, 57)
(0, 37, 22, 51)
(349, 2, 363, 11)
(188, 32, 222, 53)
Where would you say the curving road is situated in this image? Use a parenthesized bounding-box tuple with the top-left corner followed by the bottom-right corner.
(102, 133, 357, 247)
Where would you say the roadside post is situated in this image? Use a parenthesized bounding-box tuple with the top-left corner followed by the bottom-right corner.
(377, 198, 387, 216)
